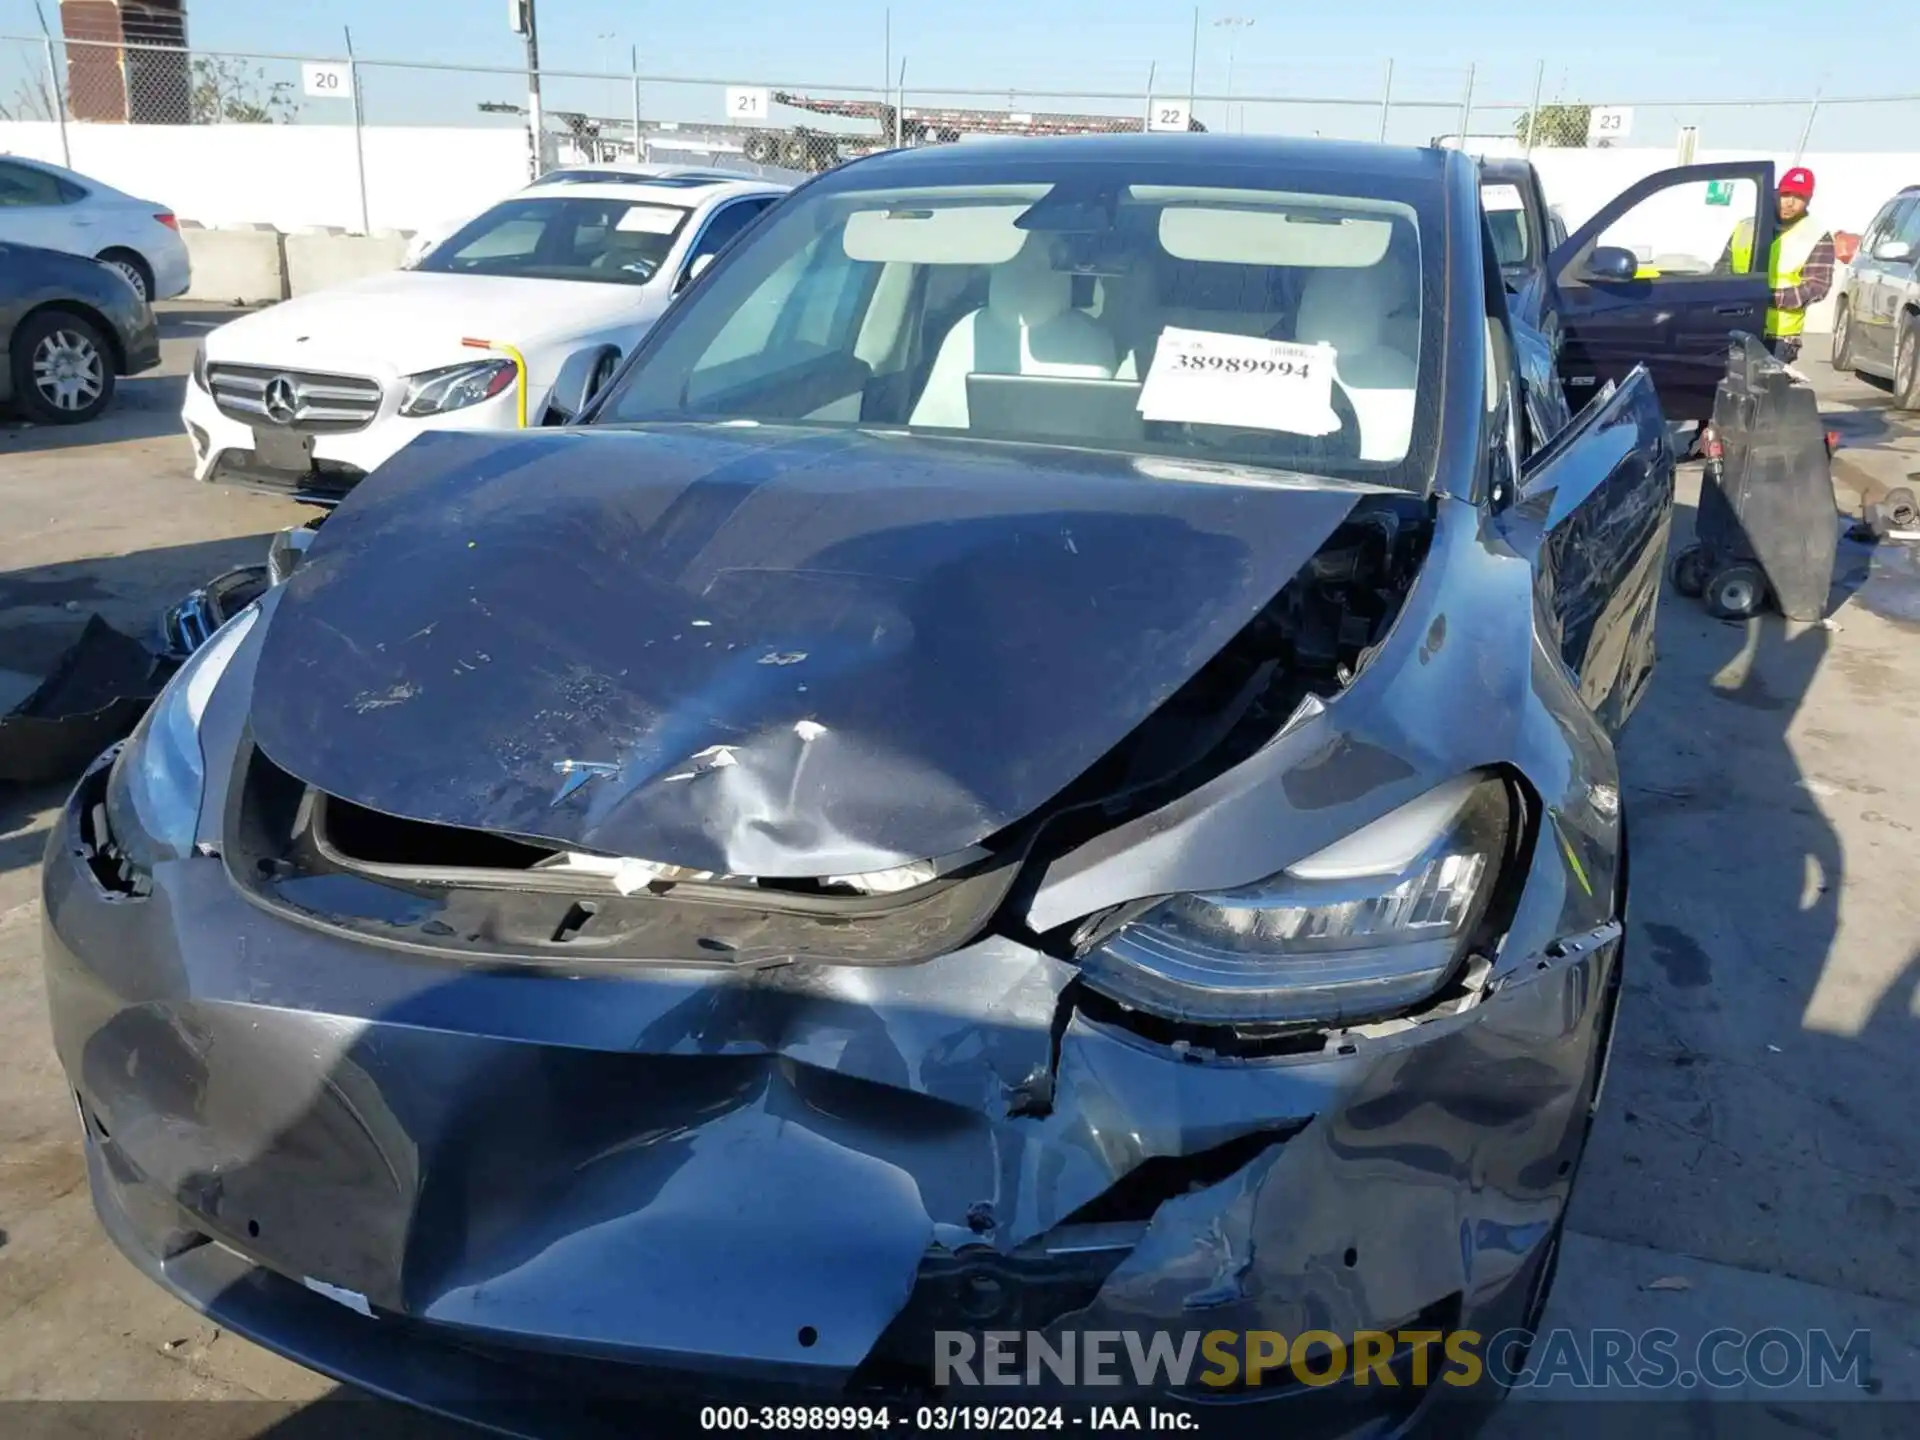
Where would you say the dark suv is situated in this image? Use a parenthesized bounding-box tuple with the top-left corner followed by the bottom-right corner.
(1481, 155, 1788, 427)
(1832, 182, 1920, 408)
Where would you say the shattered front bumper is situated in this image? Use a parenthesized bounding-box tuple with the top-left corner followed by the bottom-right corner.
(42, 768, 1619, 1433)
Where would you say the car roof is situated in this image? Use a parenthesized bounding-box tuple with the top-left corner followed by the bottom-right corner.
(509, 179, 785, 210)
(1476, 158, 1541, 186)
(525, 165, 787, 199)
(830, 132, 1453, 186)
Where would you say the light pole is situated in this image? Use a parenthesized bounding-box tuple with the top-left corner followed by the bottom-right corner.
(1214, 16, 1253, 135)
(510, 0, 544, 180)
(596, 31, 622, 157)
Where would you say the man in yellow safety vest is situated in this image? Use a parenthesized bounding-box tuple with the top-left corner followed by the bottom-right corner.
(1717, 166, 1835, 364)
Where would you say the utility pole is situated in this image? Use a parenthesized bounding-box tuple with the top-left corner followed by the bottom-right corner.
(1215, 16, 1253, 134)
(511, 0, 544, 180)
(1186, 6, 1199, 116)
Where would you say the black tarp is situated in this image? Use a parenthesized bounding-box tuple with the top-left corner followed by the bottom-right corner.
(1697, 335, 1839, 621)
(0, 617, 175, 785)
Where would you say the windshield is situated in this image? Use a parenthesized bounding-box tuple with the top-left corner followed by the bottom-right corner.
(415, 196, 691, 285)
(594, 154, 1441, 484)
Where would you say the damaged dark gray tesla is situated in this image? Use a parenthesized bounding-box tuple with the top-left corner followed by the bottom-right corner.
(43, 136, 1673, 1434)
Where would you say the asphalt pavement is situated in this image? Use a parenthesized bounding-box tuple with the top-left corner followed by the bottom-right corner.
(1, 314, 1917, 1435)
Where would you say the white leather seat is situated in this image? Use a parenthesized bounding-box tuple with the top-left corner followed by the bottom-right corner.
(1293, 257, 1420, 463)
(909, 238, 1117, 430)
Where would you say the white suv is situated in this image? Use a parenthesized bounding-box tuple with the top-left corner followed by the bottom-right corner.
(181, 170, 787, 505)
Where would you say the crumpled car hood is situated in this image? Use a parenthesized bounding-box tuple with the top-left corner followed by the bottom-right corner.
(248, 424, 1367, 878)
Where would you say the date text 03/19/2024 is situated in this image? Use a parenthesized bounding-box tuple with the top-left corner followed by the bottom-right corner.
(699, 1406, 1198, 1432)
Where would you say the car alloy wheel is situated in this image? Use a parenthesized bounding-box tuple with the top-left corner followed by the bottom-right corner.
(1897, 321, 1920, 411)
(1831, 303, 1853, 372)
(32, 328, 107, 414)
(106, 258, 150, 302)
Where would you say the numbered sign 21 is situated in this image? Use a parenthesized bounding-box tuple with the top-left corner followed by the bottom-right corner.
(302, 62, 352, 100)
(1147, 99, 1191, 133)
(725, 87, 771, 124)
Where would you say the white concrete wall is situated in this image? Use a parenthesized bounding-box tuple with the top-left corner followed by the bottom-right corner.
(11, 121, 1916, 246)
(0, 121, 527, 234)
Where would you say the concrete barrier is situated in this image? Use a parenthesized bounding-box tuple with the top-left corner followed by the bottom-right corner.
(181, 225, 289, 305)
(284, 229, 413, 296)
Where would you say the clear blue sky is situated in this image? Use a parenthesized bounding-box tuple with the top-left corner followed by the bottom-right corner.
(1, 0, 1904, 148)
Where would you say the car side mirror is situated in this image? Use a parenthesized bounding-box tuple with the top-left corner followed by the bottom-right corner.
(1872, 239, 1914, 264)
(675, 251, 716, 295)
(542, 345, 618, 425)
(1582, 245, 1641, 282)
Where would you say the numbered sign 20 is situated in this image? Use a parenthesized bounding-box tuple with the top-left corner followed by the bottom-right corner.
(725, 87, 771, 124)
(302, 62, 352, 100)
(1147, 99, 1190, 133)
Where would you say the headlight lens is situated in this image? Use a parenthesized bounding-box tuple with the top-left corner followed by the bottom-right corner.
(104, 606, 259, 868)
(1079, 774, 1513, 1027)
(399, 359, 518, 417)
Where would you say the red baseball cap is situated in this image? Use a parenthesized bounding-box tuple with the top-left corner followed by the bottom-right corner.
(1780, 166, 1815, 198)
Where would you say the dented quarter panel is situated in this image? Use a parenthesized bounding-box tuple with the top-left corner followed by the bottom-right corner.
(1027, 488, 1625, 951)
(245, 424, 1366, 879)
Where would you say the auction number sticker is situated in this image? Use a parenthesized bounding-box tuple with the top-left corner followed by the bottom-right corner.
(1138, 326, 1338, 436)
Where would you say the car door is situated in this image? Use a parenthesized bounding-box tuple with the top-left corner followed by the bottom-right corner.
(1848, 197, 1907, 367)
(1865, 198, 1920, 367)
(1501, 358, 1673, 733)
(1888, 201, 1920, 353)
(674, 196, 777, 294)
(1549, 162, 1774, 428)
(0, 159, 89, 255)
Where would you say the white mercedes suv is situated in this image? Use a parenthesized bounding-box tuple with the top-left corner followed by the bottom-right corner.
(181, 168, 787, 505)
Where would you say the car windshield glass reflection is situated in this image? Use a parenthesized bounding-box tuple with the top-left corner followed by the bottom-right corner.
(595, 163, 1441, 485)
(415, 197, 691, 286)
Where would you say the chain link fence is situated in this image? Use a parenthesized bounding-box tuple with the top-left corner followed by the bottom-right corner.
(5, 33, 1919, 234)
(9, 35, 1920, 156)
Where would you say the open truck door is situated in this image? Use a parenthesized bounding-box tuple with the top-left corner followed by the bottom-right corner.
(1550, 163, 1776, 427)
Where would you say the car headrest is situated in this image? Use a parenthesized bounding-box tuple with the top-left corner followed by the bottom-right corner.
(1295, 257, 1412, 356)
(988, 239, 1072, 327)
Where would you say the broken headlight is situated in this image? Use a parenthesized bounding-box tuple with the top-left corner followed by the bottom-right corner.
(399, 359, 518, 417)
(1079, 774, 1511, 1027)
(103, 606, 259, 868)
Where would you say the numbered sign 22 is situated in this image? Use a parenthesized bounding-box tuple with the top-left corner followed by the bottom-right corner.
(725, 87, 771, 124)
(1147, 99, 1190, 133)
(302, 62, 351, 100)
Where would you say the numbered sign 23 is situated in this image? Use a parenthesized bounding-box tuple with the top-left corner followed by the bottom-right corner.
(1586, 106, 1633, 144)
